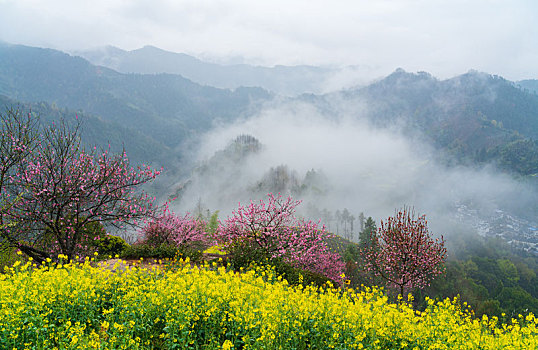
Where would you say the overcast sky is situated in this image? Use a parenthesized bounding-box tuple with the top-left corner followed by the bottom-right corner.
(1, 0, 537, 80)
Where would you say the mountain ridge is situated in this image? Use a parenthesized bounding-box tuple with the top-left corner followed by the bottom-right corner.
(1, 43, 537, 177)
(74, 45, 343, 96)
(0, 43, 273, 171)
(328, 68, 538, 175)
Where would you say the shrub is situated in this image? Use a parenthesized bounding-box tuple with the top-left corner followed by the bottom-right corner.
(121, 242, 205, 263)
(270, 258, 331, 288)
(92, 234, 130, 258)
(226, 238, 271, 270)
(0, 245, 19, 272)
(121, 243, 178, 260)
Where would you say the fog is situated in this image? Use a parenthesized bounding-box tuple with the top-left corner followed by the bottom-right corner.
(2, 1, 538, 81)
(170, 100, 536, 239)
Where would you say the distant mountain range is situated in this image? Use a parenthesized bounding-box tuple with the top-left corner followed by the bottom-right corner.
(518, 79, 538, 94)
(74, 45, 340, 96)
(0, 42, 272, 171)
(1, 42, 537, 178)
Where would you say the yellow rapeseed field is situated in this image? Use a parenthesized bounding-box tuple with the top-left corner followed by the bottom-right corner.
(0, 257, 536, 349)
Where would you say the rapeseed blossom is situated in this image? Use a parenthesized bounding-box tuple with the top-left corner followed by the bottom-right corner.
(0, 259, 536, 349)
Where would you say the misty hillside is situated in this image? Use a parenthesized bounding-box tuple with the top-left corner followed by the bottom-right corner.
(75, 45, 336, 96)
(2, 43, 537, 177)
(327, 69, 538, 176)
(0, 94, 173, 171)
(0, 42, 272, 166)
(172, 134, 334, 211)
(1, 43, 537, 223)
(518, 79, 538, 94)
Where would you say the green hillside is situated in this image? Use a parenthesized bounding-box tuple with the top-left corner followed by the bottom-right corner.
(335, 69, 538, 176)
(0, 42, 272, 153)
(0, 94, 172, 169)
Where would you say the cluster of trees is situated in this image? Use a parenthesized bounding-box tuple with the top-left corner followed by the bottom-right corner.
(419, 234, 538, 318)
(309, 210, 375, 246)
(474, 138, 538, 176)
(342, 216, 538, 317)
(0, 107, 161, 263)
(306, 206, 378, 243)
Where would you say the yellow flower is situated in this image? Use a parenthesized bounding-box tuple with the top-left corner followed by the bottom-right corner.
(222, 339, 234, 349)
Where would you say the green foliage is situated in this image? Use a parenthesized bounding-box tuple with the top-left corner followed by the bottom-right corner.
(342, 242, 360, 263)
(498, 259, 520, 284)
(176, 241, 205, 263)
(206, 210, 220, 235)
(91, 234, 130, 258)
(225, 238, 331, 288)
(497, 139, 538, 175)
(121, 242, 204, 263)
(0, 245, 19, 272)
(270, 258, 331, 288)
(121, 243, 179, 260)
(359, 216, 377, 251)
(226, 238, 270, 270)
(415, 232, 538, 318)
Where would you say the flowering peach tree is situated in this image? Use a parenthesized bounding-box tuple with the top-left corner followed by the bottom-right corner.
(1, 114, 160, 263)
(218, 193, 345, 282)
(365, 208, 447, 297)
(140, 211, 210, 249)
(0, 108, 39, 257)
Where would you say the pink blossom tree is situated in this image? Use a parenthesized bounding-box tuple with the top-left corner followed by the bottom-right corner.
(0, 108, 40, 257)
(140, 211, 210, 249)
(365, 208, 447, 298)
(218, 193, 345, 282)
(3, 117, 160, 263)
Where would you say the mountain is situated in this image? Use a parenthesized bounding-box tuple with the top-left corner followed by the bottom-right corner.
(327, 69, 538, 176)
(3, 43, 537, 177)
(0, 42, 272, 169)
(518, 79, 538, 94)
(0, 94, 172, 171)
(74, 45, 337, 96)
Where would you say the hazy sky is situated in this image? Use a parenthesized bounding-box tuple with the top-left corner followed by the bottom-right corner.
(1, 0, 537, 80)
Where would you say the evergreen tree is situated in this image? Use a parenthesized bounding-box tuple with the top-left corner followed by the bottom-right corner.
(359, 217, 377, 251)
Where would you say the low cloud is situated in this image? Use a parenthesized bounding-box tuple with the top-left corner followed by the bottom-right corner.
(170, 100, 536, 239)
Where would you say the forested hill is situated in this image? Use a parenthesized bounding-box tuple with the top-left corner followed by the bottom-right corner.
(2, 43, 538, 177)
(518, 79, 538, 94)
(0, 94, 173, 170)
(0, 42, 272, 160)
(325, 69, 538, 176)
